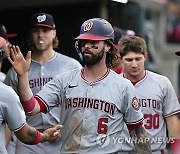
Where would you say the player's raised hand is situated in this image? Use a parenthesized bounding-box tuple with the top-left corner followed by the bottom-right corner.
(7, 45, 31, 77)
(42, 124, 63, 142)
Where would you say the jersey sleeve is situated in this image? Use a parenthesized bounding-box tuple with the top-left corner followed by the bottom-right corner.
(4, 67, 18, 93)
(2, 86, 26, 131)
(162, 77, 180, 117)
(122, 82, 144, 125)
(35, 74, 64, 111)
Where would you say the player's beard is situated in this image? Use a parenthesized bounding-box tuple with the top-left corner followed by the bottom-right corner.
(81, 47, 105, 66)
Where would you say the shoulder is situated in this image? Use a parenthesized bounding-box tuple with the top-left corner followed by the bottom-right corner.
(54, 69, 81, 80)
(0, 82, 18, 100)
(55, 52, 82, 68)
(147, 70, 170, 82)
(109, 70, 133, 87)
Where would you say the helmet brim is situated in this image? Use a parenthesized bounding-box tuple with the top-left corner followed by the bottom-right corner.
(75, 34, 109, 41)
(0, 36, 6, 48)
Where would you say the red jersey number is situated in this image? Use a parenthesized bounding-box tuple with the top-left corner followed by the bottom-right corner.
(97, 118, 108, 134)
(144, 114, 159, 129)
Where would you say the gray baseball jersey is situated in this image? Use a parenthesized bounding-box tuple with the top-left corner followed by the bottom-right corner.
(0, 82, 26, 154)
(35, 68, 143, 154)
(119, 70, 180, 152)
(4, 52, 82, 154)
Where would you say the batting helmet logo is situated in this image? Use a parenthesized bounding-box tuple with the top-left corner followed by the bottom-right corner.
(83, 22, 93, 32)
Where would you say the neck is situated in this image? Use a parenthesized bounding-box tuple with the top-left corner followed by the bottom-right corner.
(32, 49, 55, 64)
(83, 63, 108, 83)
(124, 70, 146, 82)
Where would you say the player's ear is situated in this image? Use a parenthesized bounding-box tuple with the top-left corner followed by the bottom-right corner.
(144, 52, 148, 61)
(104, 42, 111, 53)
(52, 29, 56, 39)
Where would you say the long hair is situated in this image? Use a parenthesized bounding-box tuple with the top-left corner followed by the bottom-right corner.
(105, 40, 119, 68)
(27, 29, 59, 51)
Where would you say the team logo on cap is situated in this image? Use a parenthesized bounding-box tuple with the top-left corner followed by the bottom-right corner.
(132, 97, 140, 111)
(37, 14, 47, 23)
(83, 22, 93, 32)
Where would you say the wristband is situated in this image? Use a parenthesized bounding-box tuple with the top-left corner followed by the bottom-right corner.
(170, 139, 180, 154)
(30, 130, 42, 145)
(21, 97, 35, 113)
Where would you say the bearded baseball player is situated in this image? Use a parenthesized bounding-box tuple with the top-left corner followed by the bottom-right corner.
(0, 36, 61, 154)
(8, 18, 152, 154)
(4, 12, 82, 154)
(118, 35, 180, 154)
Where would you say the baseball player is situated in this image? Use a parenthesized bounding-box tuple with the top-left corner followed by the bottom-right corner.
(4, 12, 82, 154)
(118, 35, 180, 154)
(0, 24, 18, 154)
(0, 24, 17, 82)
(0, 36, 61, 154)
(110, 26, 135, 74)
(8, 18, 152, 154)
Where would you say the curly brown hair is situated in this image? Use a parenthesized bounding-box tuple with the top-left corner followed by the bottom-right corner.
(105, 40, 119, 68)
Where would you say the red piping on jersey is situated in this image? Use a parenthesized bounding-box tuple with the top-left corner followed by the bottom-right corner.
(127, 121, 143, 131)
(123, 71, 147, 86)
(81, 68, 110, 83)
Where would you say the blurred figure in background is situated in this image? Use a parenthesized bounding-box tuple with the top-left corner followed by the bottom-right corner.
(110, 26, 135, 74)
(0, 24, 17, 82)
(167, 0, 180, 43)
(0, 24, 17, 154)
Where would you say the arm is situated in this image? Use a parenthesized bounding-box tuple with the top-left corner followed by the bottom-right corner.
(5, 124, 12, 147)
(14, 123, 62, 144)
(166, 114, 180, 154)
(166, 114, 180, 138)
(7, 46, 40, 115)
(128, 125, 152, 154)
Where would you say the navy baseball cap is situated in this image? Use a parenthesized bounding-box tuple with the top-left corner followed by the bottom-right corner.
(0, 24, 17, 39)
(175, 50, 180, 56)
(31, 13, 55, 29)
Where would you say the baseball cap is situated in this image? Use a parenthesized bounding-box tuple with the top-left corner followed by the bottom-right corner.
(0, 24, 17, 39)
(31, 13, 55, 29)
(113, 26, 135, 50)
(175, 50, 180, 56)
(113, 27, 127, 45)
(75, 18, 114, 41)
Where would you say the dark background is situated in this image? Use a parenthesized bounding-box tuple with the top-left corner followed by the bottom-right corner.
(0, 1, 142, 73)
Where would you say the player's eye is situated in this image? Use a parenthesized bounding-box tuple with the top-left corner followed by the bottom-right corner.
(81, 40, 99, 49)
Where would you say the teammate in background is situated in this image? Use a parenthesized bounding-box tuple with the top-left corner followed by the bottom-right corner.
(8, 18, 152, 154)
(0, 24, 17, 82)
(4, 12, 82, 154)
(110, 26, 135, 74)
(0, 36, 62, 154)
(0, 24, 18, 154)
(118, 35, 180, 154)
